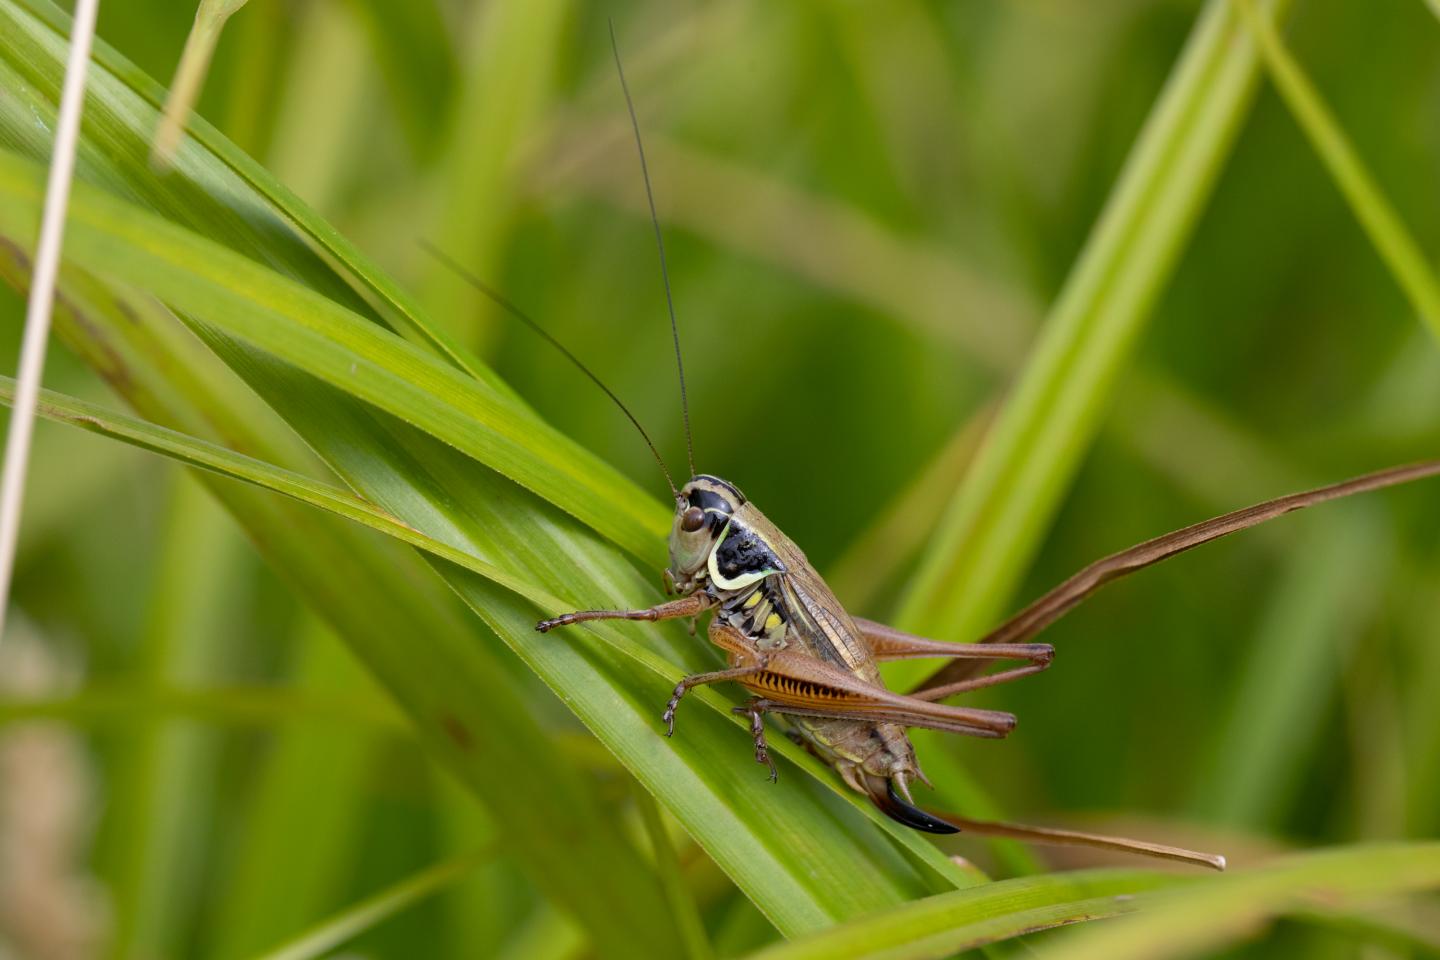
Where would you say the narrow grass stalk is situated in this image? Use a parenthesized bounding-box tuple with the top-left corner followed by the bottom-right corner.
(100, 475, 240, 960)
(636, 789, 716, 960)
(251, 848, 493, 960)
(1231, 0, 1440, 340)
(894, 0, 1295, 652)
(150, 0, 248, 167)
(417, 0, 569, 351)
(0, 0, 97, 645)
(1190, 514, 1386, 827)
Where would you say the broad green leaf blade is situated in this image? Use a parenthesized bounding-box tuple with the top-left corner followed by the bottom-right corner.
(0, 372, 989, 929)
(748, 843, 1440, 960)
(5, 356, 980, 926)
(1034, 843, 1440, 960)
(746, 869, 1184, 960)
(0, 148, 667, 563)
(895, 0, 1296, 648)
(182, 325, 974, 929)
(0, 26, 980, 933)
(0, 374, 574, 610)
(0, 254, 687, 959)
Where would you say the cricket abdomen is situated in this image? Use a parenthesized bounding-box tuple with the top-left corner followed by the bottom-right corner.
(779, 711, 956, 834)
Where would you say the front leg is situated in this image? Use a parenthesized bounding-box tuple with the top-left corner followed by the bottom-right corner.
(536, 592, 711, 633)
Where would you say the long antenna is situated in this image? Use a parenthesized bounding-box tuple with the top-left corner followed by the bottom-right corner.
(419, 240, 680, 500)
(608, 19, 695, 479)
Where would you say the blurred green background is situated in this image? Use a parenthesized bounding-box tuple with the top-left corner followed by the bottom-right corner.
(1, 0, 1438, 957)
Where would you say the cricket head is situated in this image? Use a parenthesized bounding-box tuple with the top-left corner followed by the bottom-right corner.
(666, 474, 746, 593)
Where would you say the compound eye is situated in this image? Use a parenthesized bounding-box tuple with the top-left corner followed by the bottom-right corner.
(680, 506, 706, 533)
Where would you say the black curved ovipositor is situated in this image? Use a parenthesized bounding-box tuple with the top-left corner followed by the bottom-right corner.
(879, 779, 960, 835)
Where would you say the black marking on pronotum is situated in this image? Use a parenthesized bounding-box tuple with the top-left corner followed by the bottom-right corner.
(883, 780, 960, 835)
(715, 527, 784, 582)
(691, 474, 747, 504)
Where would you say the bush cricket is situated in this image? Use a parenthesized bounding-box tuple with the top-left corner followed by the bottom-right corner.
(428, 25, 1440, 871)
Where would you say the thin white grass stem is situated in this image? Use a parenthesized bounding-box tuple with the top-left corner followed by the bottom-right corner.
(0, 0, 100, 646)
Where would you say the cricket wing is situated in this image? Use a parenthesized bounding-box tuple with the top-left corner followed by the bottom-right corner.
(776, 565, 882, 679)
(737, 505, 882, 680)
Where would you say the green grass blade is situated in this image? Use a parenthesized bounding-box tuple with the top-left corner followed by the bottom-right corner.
(636, 789, 716, 960)
(0, 110, 977, 949)
(209, 618, 385, 959)
(186, 328, 977, 926)
(1033, 843, 1440, 960)
(0, 151, 667, 562)
(752, 843, 1440, 960)
(5, 0, 498, 390)
(251, 848, 493, 960)
(0, 375, 581, 611)
(746, 869, 1184, 960)
(416, 0, 569, 350)
(894, 0, 1295, 646)
(2, 257, 687, 959)
(150, 0, 248, 166)
(27, 359, 980, 907)
(1, 369, 984, 925)
(1231, 0, 1440, 341)
(1189, 514, 1387, 827)
(97, 475, 243, 959)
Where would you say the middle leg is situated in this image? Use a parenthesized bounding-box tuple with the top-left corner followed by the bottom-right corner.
(662, 658, 766, 736)
(732, 697, 778, 782)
